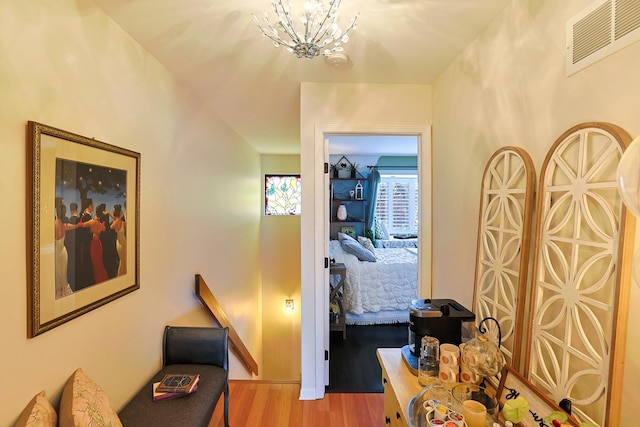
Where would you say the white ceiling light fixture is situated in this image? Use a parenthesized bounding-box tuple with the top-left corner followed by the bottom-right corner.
(253, 0, 358, 59)
(326, 51, 348, 67)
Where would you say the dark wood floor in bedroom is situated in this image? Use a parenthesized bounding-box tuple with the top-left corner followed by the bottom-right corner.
(326, 323, 409, 393)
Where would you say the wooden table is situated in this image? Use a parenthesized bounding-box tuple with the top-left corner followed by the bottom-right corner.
(377, 348, 422, 426)
(377, 348, 573, 427)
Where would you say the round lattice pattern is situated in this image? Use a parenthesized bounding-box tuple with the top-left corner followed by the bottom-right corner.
(529, 126, 625, 426)
(474, 148, 534, 367)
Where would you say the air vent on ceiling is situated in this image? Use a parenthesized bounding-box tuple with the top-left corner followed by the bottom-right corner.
(566, 0, 640, 76)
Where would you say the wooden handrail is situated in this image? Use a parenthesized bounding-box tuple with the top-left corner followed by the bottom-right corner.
(195, 274, 259, 376)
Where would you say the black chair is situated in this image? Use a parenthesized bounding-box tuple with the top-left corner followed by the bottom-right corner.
(119, 326, 230, 427)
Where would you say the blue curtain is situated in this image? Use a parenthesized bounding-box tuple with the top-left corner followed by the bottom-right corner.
(366, 168, 380, 233)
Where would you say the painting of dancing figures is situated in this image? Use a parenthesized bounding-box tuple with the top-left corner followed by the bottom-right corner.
(54, 160, 128, 299)
(28, 121, 139, 337)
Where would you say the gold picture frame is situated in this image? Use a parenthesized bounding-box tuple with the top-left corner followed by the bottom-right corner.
(27, 121, 140, 337)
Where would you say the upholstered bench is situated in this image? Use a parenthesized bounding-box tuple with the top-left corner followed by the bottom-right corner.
(118, 326, 230, 427)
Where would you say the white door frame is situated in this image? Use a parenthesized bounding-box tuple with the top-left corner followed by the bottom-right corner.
(301, 123, 432, 399)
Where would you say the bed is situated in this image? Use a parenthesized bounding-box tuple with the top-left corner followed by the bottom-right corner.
(374, 237, 418, 248)
(329, 240, 418, 315)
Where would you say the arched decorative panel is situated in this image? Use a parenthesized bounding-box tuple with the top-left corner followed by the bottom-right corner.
(473, 147, 535, 371)
(525, 123, 633, 427)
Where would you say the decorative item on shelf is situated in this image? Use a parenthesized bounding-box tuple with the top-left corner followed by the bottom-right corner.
(330, 163, 341, 178)
(253, 0, 359, 60)
(329, 302, 339, 323)
(338, 162, 350, 178)
(337, 204, 347, 220)
(349, 190, 355, 199)
(349, 163, 359, 178)
(340, 226, 356, 239)
(355, 181, 364, 199)
(333, 155, 361, 178)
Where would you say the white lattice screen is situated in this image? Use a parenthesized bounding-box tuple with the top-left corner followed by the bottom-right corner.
(473, 147, 535, 371)
(525, 123, 633, 427)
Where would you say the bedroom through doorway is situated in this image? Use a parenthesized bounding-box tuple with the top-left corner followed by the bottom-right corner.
(326, 134, 420, 392)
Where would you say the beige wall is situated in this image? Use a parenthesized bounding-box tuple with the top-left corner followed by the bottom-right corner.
(432, 0, 640, 423)
(260, 155, 301, 380)
(299, 83, 432, 397)
(1, 1, 262, 424)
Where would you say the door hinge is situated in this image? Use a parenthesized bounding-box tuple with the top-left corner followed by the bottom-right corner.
(325, 350, 329, 361)
(325, 257, 329, 268)
(324, 162, 329, 174)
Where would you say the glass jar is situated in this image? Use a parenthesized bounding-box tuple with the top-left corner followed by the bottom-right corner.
(460, 334, 504, 378)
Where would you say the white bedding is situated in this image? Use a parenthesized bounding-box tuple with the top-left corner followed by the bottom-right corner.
(329, 240, 418, 314)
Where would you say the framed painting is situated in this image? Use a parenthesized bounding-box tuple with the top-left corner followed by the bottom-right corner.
(340, 226, 356, 239)
(27, 121, 140, 337)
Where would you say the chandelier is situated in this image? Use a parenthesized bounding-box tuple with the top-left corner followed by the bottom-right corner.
(253, 0, 358, 59)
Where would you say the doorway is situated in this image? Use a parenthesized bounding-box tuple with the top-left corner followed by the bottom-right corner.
(300, 124, 431, 400)
(304, 125, 431, 399)
(325, 134, 421, 392)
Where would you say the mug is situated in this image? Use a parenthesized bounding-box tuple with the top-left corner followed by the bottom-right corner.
(460, 365, 481, 384)
(440, 343, 460, 367)
(439, 364, 459, 383)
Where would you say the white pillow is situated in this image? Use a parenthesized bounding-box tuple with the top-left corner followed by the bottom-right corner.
(375, 218, 390, 240)
(341, 237, 376, 262)
(337, 232, 355, 242)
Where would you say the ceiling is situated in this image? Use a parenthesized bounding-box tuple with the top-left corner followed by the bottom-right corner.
(93, 0, 512, 155)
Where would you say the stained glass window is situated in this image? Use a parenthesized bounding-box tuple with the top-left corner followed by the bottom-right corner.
(265, 175, 301, 215)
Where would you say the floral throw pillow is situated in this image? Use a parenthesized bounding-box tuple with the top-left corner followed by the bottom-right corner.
(14, 391, 57, 427)
(59, 368, 122, 427)
(358, 236, 376, 256)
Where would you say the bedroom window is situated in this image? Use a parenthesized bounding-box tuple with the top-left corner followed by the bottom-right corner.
(265, 174, 301, 215)
(375, 175, 418, 234)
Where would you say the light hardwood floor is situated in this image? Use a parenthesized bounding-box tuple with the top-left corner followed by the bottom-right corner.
(209, 381, 384, 427)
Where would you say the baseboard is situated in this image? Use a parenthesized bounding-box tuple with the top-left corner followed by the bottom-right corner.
(229, 379, 300, 385)
(298, 387, 319, 400)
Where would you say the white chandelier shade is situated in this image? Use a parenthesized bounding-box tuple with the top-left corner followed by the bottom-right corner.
(253, 0, 358, 59)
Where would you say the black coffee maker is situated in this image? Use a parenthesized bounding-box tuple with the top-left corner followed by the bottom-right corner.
(408, 298, 475, 356)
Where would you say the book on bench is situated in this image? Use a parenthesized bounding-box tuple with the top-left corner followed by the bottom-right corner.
(155, 373, 200, 394)
(152, 380, 199, 402)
